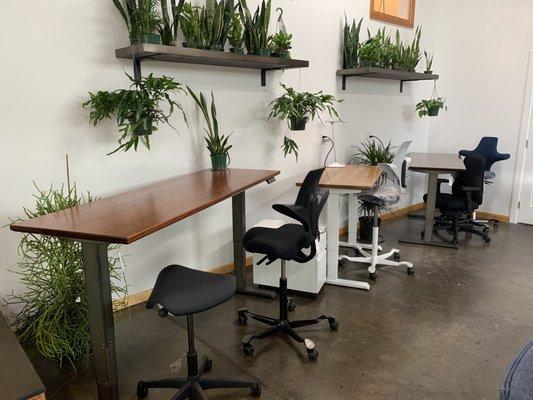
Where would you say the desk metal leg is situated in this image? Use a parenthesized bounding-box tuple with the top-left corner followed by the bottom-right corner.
(81, 242, 119, 400)
(326, 192, 370, 291)
(232, 192, 276, 298)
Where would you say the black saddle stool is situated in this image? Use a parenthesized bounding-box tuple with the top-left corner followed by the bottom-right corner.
(137, 265, 261, 400)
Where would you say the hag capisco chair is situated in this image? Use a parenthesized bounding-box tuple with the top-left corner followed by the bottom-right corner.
(424, 154, 491, 244)
(340, 141, 414, 280)
(238, 168, 338, 361)
(137, 265, 261, 399)
(459, 137, 510, 184)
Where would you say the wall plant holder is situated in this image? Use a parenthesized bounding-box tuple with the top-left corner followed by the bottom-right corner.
(116, 43, 309, 86)
(337, 67, 439, 92)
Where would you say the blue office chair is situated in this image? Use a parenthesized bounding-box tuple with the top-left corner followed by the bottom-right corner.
(459, 137, 510, 184)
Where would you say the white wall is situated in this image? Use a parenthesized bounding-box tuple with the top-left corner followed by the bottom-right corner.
(1, 0, 531, 311)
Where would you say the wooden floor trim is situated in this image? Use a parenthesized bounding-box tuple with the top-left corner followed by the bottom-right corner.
(475, 211, 510, 223)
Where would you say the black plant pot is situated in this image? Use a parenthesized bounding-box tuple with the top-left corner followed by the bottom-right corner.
(359, 216, 381, 243)
(427, 106, 440, 117)
(230, 47, 244, 54)
(253, 48, 271, 57)
(424, 70, 433, 74)
(135, 34, 161, 45)
(129, 118, 153, 136)
(288, 117, 308, 131)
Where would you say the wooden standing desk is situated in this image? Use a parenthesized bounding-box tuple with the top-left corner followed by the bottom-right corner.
(399, 153, 466, 248)
(10, 168, 279, 400)
(299, 165, 382, 290)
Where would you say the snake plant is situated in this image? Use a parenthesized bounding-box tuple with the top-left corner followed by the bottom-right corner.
(238, 0, 272, 54)
(343, 16, 362, 68)
(113, 0, 161, 42)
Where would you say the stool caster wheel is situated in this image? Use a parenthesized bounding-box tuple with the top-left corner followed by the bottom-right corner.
(483, 227, 489, 233)
(203, 357, 212, 373)
(407, 267, 415, 275)
(393, 252, 400, 261)
(243, 343, 254, 356)
(369, 272, 377, 280)
(288, 298, 296, 312)
(484, 237, 491, 243)
(329, 319, 339, 331)
(251, 382, 262, 397)
(237, 309, 248, 325)
(136, 382, 148, 399)
(307, 348, 319, 361)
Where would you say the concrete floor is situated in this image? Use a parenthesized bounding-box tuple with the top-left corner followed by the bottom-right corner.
(34, 217, 533, 399)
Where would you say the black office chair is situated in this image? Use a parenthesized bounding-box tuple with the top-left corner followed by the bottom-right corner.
(423, 154, 491, 244)
(459, 136, 510, 184)
(137, 265, 261, 399)
(237, 168, 338, 362)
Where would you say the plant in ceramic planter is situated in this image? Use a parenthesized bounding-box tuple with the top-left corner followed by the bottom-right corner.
(238, 0, 272, 56)
(113, 0, 162, 44)
(228, 11, 245, 53)
(4, 183, 127, 365)
(187, 88, 232, 170)
(424, 50, 434, 74)
(83, 73, 187, 154)
(269, 83, 342, 159)
(270, 31, 292, 59)
(416, 97, 447, 117)
(180, 2, 204, 48)
(343, 16, 362, 69)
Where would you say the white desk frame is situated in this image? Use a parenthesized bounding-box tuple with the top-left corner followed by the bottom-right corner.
(326, 189, 372, 291)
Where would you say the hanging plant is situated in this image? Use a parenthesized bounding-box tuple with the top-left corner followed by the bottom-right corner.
(83, 73, 187, 155)
(268, 83, 342, 160)
(4, 183, 128, 366)
(416, 81, 447, 117)
(269, 8, 292, 59)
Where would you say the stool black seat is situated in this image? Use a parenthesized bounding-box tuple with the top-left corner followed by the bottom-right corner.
(137, 265, 261, 400)
(238, 168, 338, 362)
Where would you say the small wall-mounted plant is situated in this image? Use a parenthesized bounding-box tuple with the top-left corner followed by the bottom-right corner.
(238, 0, 272, 56)
(113, 0, 162, 44)
(83, 73, 187, 154)
(416, 97, 447, 117)
(424, 50, 434, 74)
(187, 88, 232, 170)
(269, 83, 342, 160)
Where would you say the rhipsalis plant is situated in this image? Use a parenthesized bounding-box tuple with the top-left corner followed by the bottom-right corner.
(238, 0, 272, 55)
(83, 73, 187, 155)
(4, 184, 127, 365)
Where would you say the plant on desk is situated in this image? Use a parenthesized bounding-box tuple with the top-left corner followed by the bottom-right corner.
(113, 0, 162, 44)
(83, 72, 187, 155)
(3, 184, 127, 365)
(187, 88, 232, 170)
(269, 83, 342, 160)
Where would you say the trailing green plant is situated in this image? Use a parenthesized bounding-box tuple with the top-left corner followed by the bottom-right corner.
(415, 97, 447, 118)
(269, 83, 342, 159)
(83, 73, 187, 155)
(424, 50, 434, 73)
(269, 31, 292, 58)
(180, 2, 204, 47)
(187, 88, 232, 156)
(113, 0, 162, 42)
(343, 16, 362, 68)
(348, 135, 395, 165)
(228, 11, 244, 50)
(4, 184, 127, 366)
(238, 0, 272, 54)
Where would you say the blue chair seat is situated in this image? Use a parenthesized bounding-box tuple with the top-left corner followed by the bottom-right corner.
(501, 340, 533, 400)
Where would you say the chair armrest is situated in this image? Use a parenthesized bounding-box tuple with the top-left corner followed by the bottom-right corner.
(272, 204, 311, 231)
(458, 186, 481, 192)
(438, 178, 450, 184)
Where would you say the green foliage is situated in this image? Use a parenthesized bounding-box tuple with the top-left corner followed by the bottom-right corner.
(282, 135, 299, 161)
(158, 0, 185, 45)
(228, 11, 244, 48)
(270, 31, 292, 57)
(349, 135, 395, 165)
(238, 0, 272, 53)
(180, 2, 203, 47)
(424, 50, 434, 73)
(187, 87, 232, 156)
(4, 184, 127, 366)
(83, 73, 187, 155)
(415, 97, 447, 118)
(343, 16, 362, 68)
(113, 0, 161, 39)
(359, 34, 382, 67)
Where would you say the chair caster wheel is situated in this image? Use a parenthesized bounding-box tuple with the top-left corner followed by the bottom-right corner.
(237, 309, 248, 325)
(420, 231, 425, 240)
(369, 272, 377, 280)
(483, 227, 489, 233)
(484, 237, 491, 243)
(307, 348, 319, 361)
(407, 267, 415, 275)
(136, 382, 148, 399)
(288, 298, 296, 312)
(329, 319, 339, 331)
(203, 357, 212, 373)
(243, 343, 254, 356)
(393, 252, 400, 261)
(251, 382, 262, 397)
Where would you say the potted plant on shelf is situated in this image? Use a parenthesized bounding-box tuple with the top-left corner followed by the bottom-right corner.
(228, 11, 245, 53)
(359, 35, 382, 67)
(348, 135, 396, 242)
(157, 0, 186, 46)
(416, 97, 447, 117)
(180, 2, 204, 48)
(270, 31, 292, 59)
(269, 83, 342, 159)
(199, 0, 234, 51)
(238, 0, 272, 56)
(424, 50, 434, 74)
(187, 88, 232, 170)
(83, 73, 187, 154)
(343, 16, 362, 69)
(113, 0, 162, 44)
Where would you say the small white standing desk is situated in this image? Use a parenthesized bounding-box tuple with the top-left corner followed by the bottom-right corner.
(298, 165, 382, 291)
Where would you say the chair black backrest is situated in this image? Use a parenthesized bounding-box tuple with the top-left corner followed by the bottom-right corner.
(452, 154, 486, 205)
(295, 168, 329, 241)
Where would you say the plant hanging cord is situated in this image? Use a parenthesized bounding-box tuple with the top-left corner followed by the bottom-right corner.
(431, 79, 439, 100)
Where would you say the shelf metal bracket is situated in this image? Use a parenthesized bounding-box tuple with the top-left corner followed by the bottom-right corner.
(133, 59, 142, 81)
(342, 76, 347, 91)
(260, 69, 267, 87)
(400, 80, 404, 93)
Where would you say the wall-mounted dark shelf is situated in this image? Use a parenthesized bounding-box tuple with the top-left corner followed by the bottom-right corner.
(337, 67, 439, 92)
(116, 43, 309, 87)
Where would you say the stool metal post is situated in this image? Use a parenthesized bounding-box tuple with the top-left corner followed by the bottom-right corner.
(186, 314, 198, 378)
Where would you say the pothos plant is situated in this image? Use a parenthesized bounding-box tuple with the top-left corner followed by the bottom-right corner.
(269, 83, 342, 160)
(416, 97, 447, 117)
(83, 73, 187, 155)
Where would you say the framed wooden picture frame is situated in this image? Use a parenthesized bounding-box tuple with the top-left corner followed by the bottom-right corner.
(370, 0, 416, 28)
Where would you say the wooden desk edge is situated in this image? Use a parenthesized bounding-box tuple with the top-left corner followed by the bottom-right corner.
(10, 170, 280, 245)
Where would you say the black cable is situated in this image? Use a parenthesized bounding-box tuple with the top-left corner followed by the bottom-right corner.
(322, 136, 334, 166)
